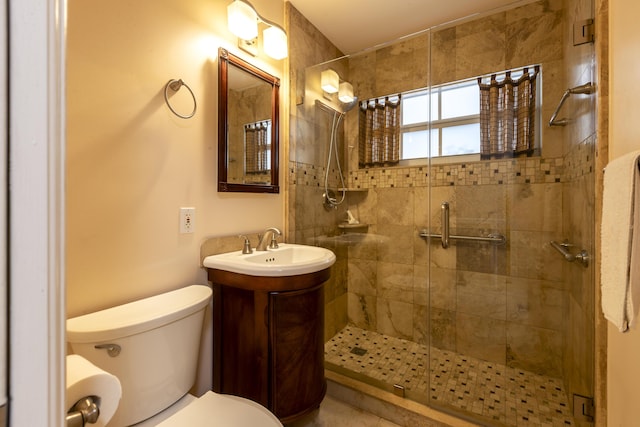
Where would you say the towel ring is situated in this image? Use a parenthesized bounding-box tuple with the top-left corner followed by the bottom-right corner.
(164, 79, 197, 119)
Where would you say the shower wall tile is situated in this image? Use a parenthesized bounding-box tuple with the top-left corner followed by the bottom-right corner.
(429, 243, 457, 270)
(377, 43, 419, 95)
(427, 266, 457, 311)
(325, 293, 348, 342)
(325, 257, 348, 301)
(455, 237, 509, 276)
(348, 258, 377, 296)
(413, 232, 429, 267)
(377, 298, 414, 340)
(376, 223, 414, 265)
(413, 264, 429, 306)
(430, 308, 456, 351)
(506, 323, 562, 377)
(455, 184, 507, 230)
(505, 9, 563, 68)
(456, 271, 507, 320)
(347, 229, 379, 261)
(541, 59, 567, 160)
(413, 303, 429, 346)
(348, 292, 377, 331)
(377, 261, 414, 304)
(377, 187, 414, 226)
(509, 230, 563, 281)
(508, 182, 563, 233)
(431, 27, 456, 86)
(456, 13, 507, 80)
(506, 277, 565, 330)
(413, 187, 429, 228)
(456, 313, 506, 365)
(348, 51, 376, 102)
(567, 293, 594, 397)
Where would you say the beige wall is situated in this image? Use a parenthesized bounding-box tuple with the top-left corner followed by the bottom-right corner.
(66, 0, 285, 393)
(607, 0, 640, 425)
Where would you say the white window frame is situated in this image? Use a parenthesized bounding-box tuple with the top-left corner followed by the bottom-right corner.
(400, 78, 481, 165)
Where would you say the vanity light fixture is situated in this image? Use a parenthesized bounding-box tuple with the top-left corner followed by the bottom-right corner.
(262, 26, 287, 60)
(227, 0, 258, 40)
(321, 69, 339, 94)
(227, 0, 288, 60)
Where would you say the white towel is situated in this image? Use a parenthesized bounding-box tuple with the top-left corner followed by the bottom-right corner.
(601, 150, 640, 332)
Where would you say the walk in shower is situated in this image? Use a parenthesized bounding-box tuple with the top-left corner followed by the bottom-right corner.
(288, 0, 596, 426)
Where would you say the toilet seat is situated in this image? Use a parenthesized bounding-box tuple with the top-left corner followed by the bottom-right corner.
(156, 391, 282, 426)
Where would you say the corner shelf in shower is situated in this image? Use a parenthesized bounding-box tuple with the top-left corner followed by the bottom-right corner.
(338, 188, 368, 192)
(338, 222, 369, 230)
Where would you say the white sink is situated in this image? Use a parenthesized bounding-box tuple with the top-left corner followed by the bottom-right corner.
(203, 243, 336, 277)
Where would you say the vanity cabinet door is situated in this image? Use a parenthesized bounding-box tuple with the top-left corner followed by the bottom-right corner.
(269, 284, 326, 420)
(213, 285, 268, 405)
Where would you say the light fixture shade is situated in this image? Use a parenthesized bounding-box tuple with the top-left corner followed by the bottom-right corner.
(263, 26, 288, 60)
(339, 81, 354, 103)
(321, 69, 339, 94)
(227, 0, 258, 40)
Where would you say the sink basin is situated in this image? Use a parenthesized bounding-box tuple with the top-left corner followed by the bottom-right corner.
(203, 243, 336, 277)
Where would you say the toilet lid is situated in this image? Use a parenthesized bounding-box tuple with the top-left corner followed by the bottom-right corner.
(156, 391, 283, 427)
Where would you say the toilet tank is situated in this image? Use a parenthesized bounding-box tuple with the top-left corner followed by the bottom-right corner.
(67, 285, 212, 427)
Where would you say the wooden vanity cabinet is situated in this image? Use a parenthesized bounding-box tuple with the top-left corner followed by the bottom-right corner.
(209, 268, 330, 424)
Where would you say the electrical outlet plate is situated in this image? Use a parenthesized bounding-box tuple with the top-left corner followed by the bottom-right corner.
(180, 207, 195, 234)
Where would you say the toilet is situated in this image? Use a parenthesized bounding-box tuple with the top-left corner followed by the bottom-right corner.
(66, 285, 282, 426)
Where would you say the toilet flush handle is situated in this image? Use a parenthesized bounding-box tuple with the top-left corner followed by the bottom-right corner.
(94, 343, 121, 357)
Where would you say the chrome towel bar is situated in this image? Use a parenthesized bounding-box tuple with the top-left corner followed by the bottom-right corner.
(549, 82, 595, 126)
(550, 240, 589, 267)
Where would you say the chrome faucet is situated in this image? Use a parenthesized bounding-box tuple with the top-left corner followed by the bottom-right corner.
(256, 227, 281, 251)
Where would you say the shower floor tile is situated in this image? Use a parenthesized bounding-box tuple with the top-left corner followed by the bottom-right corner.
(325, 326, 576, 427)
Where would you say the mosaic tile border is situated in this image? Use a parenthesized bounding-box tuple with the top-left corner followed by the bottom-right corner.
(325, 326, 576, 427)
(289, 156, 567, 190)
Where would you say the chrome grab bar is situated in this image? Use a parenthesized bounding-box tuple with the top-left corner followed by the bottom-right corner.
(441, 202, 450, 249)
(419, 230, 507, 246)
(420, 201, 507, 247)
(550, 240, 589, 267)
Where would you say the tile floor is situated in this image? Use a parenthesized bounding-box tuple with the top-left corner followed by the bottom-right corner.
(325, 326, 576, 427)
(286, 396, 402, 427)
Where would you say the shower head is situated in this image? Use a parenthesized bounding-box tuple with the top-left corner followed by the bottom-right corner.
(340, 96, 359, 113)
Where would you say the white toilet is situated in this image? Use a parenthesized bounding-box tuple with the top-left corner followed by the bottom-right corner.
(66, 285, 282, 426)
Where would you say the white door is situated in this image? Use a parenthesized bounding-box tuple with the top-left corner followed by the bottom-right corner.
(8, 1, 66, 426)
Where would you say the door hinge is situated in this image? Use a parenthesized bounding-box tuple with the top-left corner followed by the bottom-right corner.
(573, 394, 595, 422)
(574, 19, 595, 45)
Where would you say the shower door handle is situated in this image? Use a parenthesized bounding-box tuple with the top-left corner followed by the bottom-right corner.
(441, 202, 450, 249)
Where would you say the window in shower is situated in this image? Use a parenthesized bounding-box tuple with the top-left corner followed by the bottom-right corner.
(401, 79, 480, 160)
(398, 66, 541, 162)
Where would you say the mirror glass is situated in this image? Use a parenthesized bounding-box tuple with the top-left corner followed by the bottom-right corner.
(218, 48, 280, 193)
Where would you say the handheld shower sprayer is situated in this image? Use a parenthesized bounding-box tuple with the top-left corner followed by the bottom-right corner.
(322, 96, 358, 210)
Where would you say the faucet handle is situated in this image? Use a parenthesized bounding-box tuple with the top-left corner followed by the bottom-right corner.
(238, 235, 253, 254)
(269, 234, 279, 249)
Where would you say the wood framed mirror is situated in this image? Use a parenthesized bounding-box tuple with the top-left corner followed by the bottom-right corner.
(218, 48, 280, 193)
